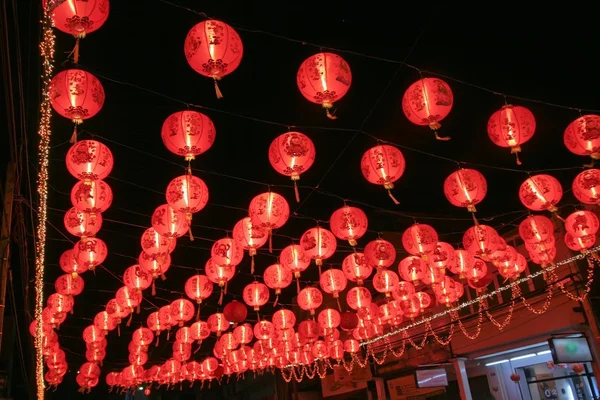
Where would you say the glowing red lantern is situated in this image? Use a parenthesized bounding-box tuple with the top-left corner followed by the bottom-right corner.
(300, 227, 337, 273)
(263, 263, 292, 302)
(573, 169, 600, 204)
(443, 168, 487, 212)
(71, 179, 112, 215)
(297, 287, 323, 315)
(205, 258, 236, 302)
(518, 174, 563, 212)
(487, 105, 536, 164)
(161, 110, 216, 161)
(171, 299, 195, 327)
(73, 237, 107, 270)
(253, 320, 274, 340)
(166, 174, 209, 240)
(151, 204, 189, 238)
(123, 264, 152, 292)
(269, 131, 316, 201)
(211, 237, 243, 267)
(330, 205, 368, 246)
(64, 207, 102, 238)
(518, 215, 554, 244)
(47, 0, 109, 38)
(272, 308, 296, 330)
(233, 217, 267, 273)
(361, 144, 405, 204)
(402, 223, 438, 259)
(364, 238, 396, 268)
(280, 244, 310, 281)
(223, 300, 247, 326)
(184, 274, 213, 307)
(398, 256, 427, 283)
(116, 286, 142, 314)
(233, 323, 253, 344)
(47, 293, 73, 314)
(392, 281, 416, 302)
(319, 268, 347, 303)
(342, 252, 372, 286)
(132, 327, 154, 346)
(140, 227, 175, 257)
(430, 242, 455, 271)
(249, 191, 289, 252)
(50, 69, 104, 141)
(184, 20, 243, 98)
(59, 249, 86, 278)
(572, 363, 586, 375)
(138, 251, 171, 279)
(402, 77, 453, 139)
(372, 269, 400, 297)
(466, 258, 487, 282)
(296, 52, 352, 119)
(565, 210, 599, 238)
(93, 311, 117, 334)
(345, 287, 371, 311)
(242, 282, 270, 311)
(66, 140, 113, 181)
(564, 115, 600, 160)
(82, 325, 104, 344)
(462, 225, 501, 260)
(207, 313, 229, 336)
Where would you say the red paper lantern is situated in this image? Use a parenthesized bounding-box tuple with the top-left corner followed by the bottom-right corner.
(59, 249, 86, 278)
(242, 282, 270, 311)
(161, 111, 216, 161)
(115, 286, 142, 312)
(184, 274, 213, 305)
(171, 299, 195, 327)
(211, 237, 244, 267)
(207, 313, 229, 336)
(518, 215, 554, 244)
(248, 192, 289, 240)
(573, 169, 600, 204)
(166, 174, 209, 216)
(487, 105, 536, 164)
(151, 204, 189, 238)
(263, 263, 292, 296)
(233, 217, 267, 273)
(280, 244, 310, 279)
(398, 256, 427, 283)
(430, 242, 455, 270)
(297, 287, 323, 315)
(184, 20, 243, 98)
(272, 308, 296, 330)
(233, 323, 253, 344)
(364, 239, 396, 269)
(565, 210, 599, 238)
(269, 131, 315, 201)
(138, 251, 171, 280)
(46, 0, 109, 37)
(392, 281, 416, 302)
(73, 237, 107, 270)
(402, 223, 438, 259)
(66, 140, 113, 181)
(296, 52, 352, 119)
(64, 207, 102, 238)
(50, 69, 104, 124)
(372, 269, 400, 297)
(462, 225, 501, 260)
(319, 269, 347, 299)
(361, 144, 405, 204)
(140, 227, 175, 257)
(300, 226, 337, 274)
(253, 320, 274, 340)
(342, 252, 372, 285)
(402, 77, 453, 138)
(443, 168, 487, 212)
(465, 258, 487, 282)
(205, 258, 236, 287)
(223, 300, 247, 325)
(93, 311, 117, 334)
(564, 115, 600, 159)
(345, 287, 372, 311)
(330, 205, 368, 246)
(82, 325, 104, 344)
(123, 264, 152, 291)
(47, 293, 73, 314)
(71, 179, 113, 215)
(519, 174, 563, 212)
(132, 327, 154, 346)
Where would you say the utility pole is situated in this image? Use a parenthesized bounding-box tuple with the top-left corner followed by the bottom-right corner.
(0, 162, 16, 355)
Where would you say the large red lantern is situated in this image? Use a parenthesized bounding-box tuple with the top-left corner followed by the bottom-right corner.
(268, 131, 316, 201)
(518, 174, 563, 212)
(242, 282, 270, 311)
(66, 140, 113, 181)
(564, 115, 600, 160)
(342, 252, 372, 285)
(402, 223, 438, 259)
(249, 192, 289, 252)
(565, 210, 599, 238)
(296, 52, 352, 119)
(233, 217, 267, 273)
(443, 168, 487, 212)
(361, 144, 405, 204)
(300, 227, 337, 274)
(518, 215, 554, 244)
(330, 205, 368, 246)
(161, 111, 216, 161)
(71, 179, 113, 215)
(151, 204, 189, 238)
(64, 207, 102, 238)
(46, 0, 109, 38)
(572, 169, 600, 204)
(50, 69, 104, 142)
(487, 105, 536, 164)
(402, 77, 453, 139)
(184, 20, 243, 98)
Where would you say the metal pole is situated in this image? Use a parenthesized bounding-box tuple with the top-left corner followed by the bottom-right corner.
(0, 162, 16, 355)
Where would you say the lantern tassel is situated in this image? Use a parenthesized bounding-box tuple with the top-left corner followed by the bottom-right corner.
(273, 294, 279, 307)
(514, 151, 522, 166)
(196, 304, 200, 321)
(137, 303, 141, 314)
(251, 256, 255, 274)
(194, 342, 202, 354)
(166, 329, 170, 341)
(294, 181, 300, 203)
(296, 278, 300, 294)
(434, 131, 451, 141)
(387, 189, 400, 205)
(73, 38, 80, 64)
(553, 211, 566, 223)
(161, 273, 166, 281)
(218, 288, 223, 305)
(117, 323, 120, 337)
(336, 297, 342, 312)
(155, 334, 159, 347)
(188, 224, 194, 241)
(224, 281, 228, 294)
(316, 260, 322, 276)
(126, 313, 133, 327)
(325, 108, 337, 120)
(214, 78, 224, 99)
(70, 124, 78, 144)
(152, 280, 156, 296)
(472, 212, 480, 227)
(268, 228, 273, 253)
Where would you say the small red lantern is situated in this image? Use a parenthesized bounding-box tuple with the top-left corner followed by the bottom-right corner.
(573, 169, 600, 205)
(402, 223, 438, 259)
(64, 207, 102, 238)
(372, 269, 400, 297)
(361, 144, 405, 204)
(263, 263, 292, 304)
(223, 300, 247, 326)
(70, 179, 113, 215)
(73, 237, 107, 271)
(462, 225, 501, 261)
(271, 308, 296, 330)
(296, 52, 352, 119)
(50, 69, 104, 142)
(297, 287, 323, 315)
(161, 111, 216, 161)
(510, 372, 521, 382)
(59, 249, 86, 277)
(339, 311, 358, 331)
(171, 299, 195, 327)
(443, 168, 487, 212)
(300, 227, 337, 274)
(248, 191, 290, 252)
(151, 204, 189, 238)
(330, 205, 368, 246)
(319, 269, 347, 306)
(184, 274, 213, 306)
(211, 237, 244, 267)
(184, 20, 243, 98)
(66, 140, 113, 181)
(519, 174, 563, 212)
(140, 227, 175, 258)
(402, 77, 453, 139)
(233, 217, 267, 273)
(345, 286, 372, 311)
(564, 115, 600, 160)
(242, 282, 270, 311)
(565, 210, 599, 238)
(123, 264, 152, 292)
(207, 313, 229, 336)
(269, 131, 316, 202)
(487, 105, 536, 164)
(342, 252, 372, 285)
(572, 363, 585, 375)
(364, 238, 396, 269)
(166, 174, 209, 241)
(398, 256, 427, 283)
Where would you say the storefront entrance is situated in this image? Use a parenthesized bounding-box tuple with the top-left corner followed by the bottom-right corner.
(517, 363, 596, 400)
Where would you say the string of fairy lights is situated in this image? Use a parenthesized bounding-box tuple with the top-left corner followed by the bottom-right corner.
(35, 2, 56, 398)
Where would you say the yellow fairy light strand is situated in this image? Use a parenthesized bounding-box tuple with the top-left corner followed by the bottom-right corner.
(35, 3, 56, 399)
